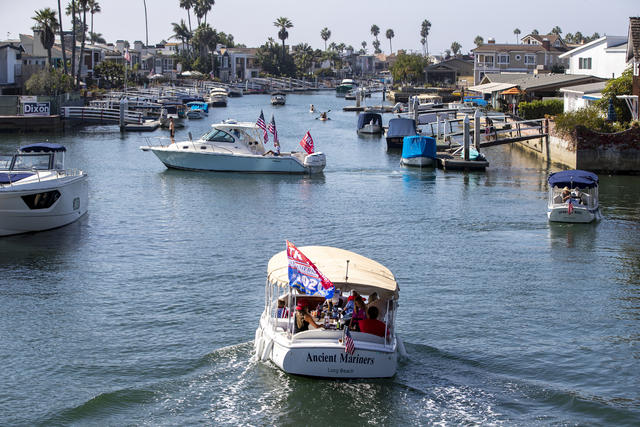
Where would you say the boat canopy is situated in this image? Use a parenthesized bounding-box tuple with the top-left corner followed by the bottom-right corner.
(357, 112, 382, 129)
(387, 118, 417, 138)
(19, 143, 66, 153)
(267, 246, 399, 299)
(402, 136, 436, 159)
(548, 169, 599, 188)
(271, 92, 286, 96)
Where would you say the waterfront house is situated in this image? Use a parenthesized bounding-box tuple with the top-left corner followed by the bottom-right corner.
(424, 57, 473, 86)
(215, 47, 260, 82)
(559, 81, 607, 112)
(559, 36, 628, 79)
(472, 35, 569, 84)
(0, 41, 24, 94)
(625, 17, 640, 120)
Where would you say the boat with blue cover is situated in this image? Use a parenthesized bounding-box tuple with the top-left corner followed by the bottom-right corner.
(0, 143, 88, 236)
(186, 101, 209, 119)
(356, 112, 383, 135)
(385, 118, 417, 149)
(400, 136, 437, 167)
(547, 169, 600, 223)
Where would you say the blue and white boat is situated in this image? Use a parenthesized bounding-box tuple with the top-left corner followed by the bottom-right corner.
(400, 136, 437, 167)
(547, 169, 600, 223)
(186, 101, 209, 119)
(0, 143, 88, 236)
(357, 112, 383, 135)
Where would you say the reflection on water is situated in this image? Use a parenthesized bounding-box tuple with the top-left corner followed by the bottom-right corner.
(548, 221, 599, 250)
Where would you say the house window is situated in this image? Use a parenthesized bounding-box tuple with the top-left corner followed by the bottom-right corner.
(524, 55, 536, 64)
(578, 57, 592, 70)
(497, 55, 510, 64)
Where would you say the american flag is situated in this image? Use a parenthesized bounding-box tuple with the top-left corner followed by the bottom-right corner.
(344, 328, 355, 355)
(124, 48, 131, 63)
(568, 200, 574, 215)
(299, 131, 314, 154)
(267, 114, 278, 143)
(256, 110, 268, 143)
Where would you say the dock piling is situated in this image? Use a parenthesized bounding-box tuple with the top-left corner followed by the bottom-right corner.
(474, 110, 481, 151)
(463, 115, 470, 161)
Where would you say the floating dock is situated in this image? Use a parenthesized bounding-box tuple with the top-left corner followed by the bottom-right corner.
(436, 152, 489, 171)
(122, 120, 160, 132)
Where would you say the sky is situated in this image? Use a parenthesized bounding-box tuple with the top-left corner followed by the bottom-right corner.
(4, 0, 639, 55)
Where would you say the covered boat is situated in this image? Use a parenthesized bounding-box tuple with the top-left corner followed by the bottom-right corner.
(401, 135, 437, 167)
(255, 245, 401, 378)
(357, 112, 383, 135)
(336, 79, 356, 96)
(270, 92, 286, 106)
(385, 117, 417, 149)
(547, 169, 600, 223)
(208, 87, 228, 107)
(186, 101, 209, 119)
(0, 143, 88, 236)
(140, 120, 326, 174)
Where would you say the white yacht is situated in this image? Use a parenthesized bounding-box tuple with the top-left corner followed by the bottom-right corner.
(270, 92, 286, 106)
(0, 143, 88, 236)
(254, 245, 401, 378)
(140, 120, 326, 174)
(547, 169, 600, 223)
(208, 87, 228, 107)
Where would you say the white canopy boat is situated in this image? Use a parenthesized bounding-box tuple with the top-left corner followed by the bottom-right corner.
(208, 87, 228, 107)
(254, 246, 402, 378)
(0, 143, 88, 236)
(270, 92, 286, 106)
(140, 120, 326, 174)
(547, 169, 600, 223)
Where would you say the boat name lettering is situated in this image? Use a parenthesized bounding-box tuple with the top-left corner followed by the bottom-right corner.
(306, 353, 337, 363)
(340, 353, 375, 365)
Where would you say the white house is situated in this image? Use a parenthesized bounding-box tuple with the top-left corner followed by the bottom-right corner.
(559, 81, 607, 112)
(559, 35, 628, 79)
(0, 42, 23, 87)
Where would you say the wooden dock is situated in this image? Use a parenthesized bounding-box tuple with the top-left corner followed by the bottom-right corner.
(0, 115, 63, 132)
(123, 120, 160, 132)
(436, 152, 489, 171)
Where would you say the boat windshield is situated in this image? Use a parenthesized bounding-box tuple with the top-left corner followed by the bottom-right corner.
(202, 129, 236, 143)
(0, 155, 13, 170)
(12, 154, 52, 170)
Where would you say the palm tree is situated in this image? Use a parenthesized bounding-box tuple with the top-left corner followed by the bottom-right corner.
(179, 0, 194, 33)
(273, 17, 293, 58)
(551, 26, 562, 36)
(474, 35, 484, 47)
(78, 0, 88, 85)
(32, 8, 59, 68)
(385, 29, 394, 54)
(531, 29, 539, 35)
(88, 0, 100, 44)
(420, 19, 431, 57)
(57, 0, 68, 74)
(320, 27, 331, 51)
(372, 39, 381, 54)
(171, 20, 191, 53)
(89, 32, 106, 44)
(66, 0, 78, 81)
(450, 41, 461, 56)
(194, 0, 214, 25)
(361, 41, 367, 53)
(513, 28, 521, 44)
(370, 24, 380, 53)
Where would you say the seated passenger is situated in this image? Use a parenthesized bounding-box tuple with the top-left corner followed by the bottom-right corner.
(367, 292, 388, 321)
(343, 292, 359, 317)
(350, 296, 367, 331)
(358, 306, 387, 337)
(294, 303, 321, 333)
(276, 299, 289, 318)
(561, 187, 571, 202)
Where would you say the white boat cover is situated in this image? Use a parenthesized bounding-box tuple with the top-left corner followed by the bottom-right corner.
(267, 246, 398, 298)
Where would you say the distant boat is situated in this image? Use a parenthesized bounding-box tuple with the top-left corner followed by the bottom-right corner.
(547, 170, 600, 223)
(271, 92, 286, 106)
(208, 88, 228, 107)
(385, 118, 417, 149)
(186, 101, 208, 119)
(357, 112, 383, 135)
(400, 135, 437, 167)
(0, 143, 88, 236)
(336, 79, 356, 97)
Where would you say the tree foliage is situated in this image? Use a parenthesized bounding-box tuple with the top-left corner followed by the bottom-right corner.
(93, 60, 125, 88)
(518, 99, 563, 119)
(390, 53, 429, 84)
(596, 67, 633, 123)
(255, 38, 295, 77)
(25, 68, 74, 95)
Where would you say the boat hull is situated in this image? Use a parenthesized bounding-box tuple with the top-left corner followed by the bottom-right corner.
(149, 149, 325, 174)
(0, 174, 88, 236)
(386, 136, 404, 149)
(548, 206, 599, 223)
(401, 156, 436, 167)
(357, 124, 383, 135)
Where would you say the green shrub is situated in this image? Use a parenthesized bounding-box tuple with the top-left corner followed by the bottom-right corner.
(554, 106, 622, 136)
(518, 99, 564, 119)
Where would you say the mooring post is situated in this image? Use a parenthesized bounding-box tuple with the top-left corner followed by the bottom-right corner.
(463, 114, 470, 161)
(436, 113, 442, 142)
(119, 98, 127, 131)
(444, 116, 449, 143)
(474, 109, 481, 150)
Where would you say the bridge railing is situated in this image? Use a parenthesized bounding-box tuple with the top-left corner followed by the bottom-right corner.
(62, 107, 143, 124)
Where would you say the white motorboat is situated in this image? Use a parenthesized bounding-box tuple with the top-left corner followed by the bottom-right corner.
(140, 120, 326, 174)
(209, 87, 228, 107)
(270, 92, 286, 106)
(0, 143, 88, 236)
(547, 170, 600, 223)
(254, 245, 401, 378)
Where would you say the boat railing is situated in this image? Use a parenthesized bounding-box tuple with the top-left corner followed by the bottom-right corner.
(143, 136, 173, 147)
(0, 168, 84, 189)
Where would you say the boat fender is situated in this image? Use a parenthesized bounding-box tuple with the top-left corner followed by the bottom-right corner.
(260, 338, 274, 361)
(254, 328, 263, 357)
(397, 335, 408, 360)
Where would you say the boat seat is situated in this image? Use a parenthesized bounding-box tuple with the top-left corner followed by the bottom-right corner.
(292, 329, 343, 341)
(553, 194, 562, 204)
(351, 331, 386, 344)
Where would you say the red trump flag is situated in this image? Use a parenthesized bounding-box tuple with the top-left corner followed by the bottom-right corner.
(299, 131, 314, 154)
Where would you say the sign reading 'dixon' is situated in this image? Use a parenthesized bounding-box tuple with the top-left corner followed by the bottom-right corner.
(23, 102, 50, 116)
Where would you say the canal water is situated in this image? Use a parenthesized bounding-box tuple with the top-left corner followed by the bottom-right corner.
(1, 92, 639, 425)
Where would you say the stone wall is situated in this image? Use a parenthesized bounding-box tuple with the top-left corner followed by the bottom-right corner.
(574, 125, 640, 173)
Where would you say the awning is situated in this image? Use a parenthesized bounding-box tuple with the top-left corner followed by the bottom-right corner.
(548, 170, 599, 188)
(500, 87, 523, 95)
(468, 82, 516, 94)
(267, 246, 399, 298)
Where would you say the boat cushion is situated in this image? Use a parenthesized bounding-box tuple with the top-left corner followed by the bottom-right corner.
(0, 172, 35, 184)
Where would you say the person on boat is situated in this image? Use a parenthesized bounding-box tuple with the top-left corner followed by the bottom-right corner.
(294, 303, 321, 333)
(169, 117, 175, 142)
(358, 306, 387, 338)
(367, 292, 387, 321)
(320, 112, 327, 120)
(343, 292, 360, 317)
(350, 296, 367, 331)
(561, 187, 571, 202)
(276, 299, 289, 318)
(310, 104, 315, 112)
